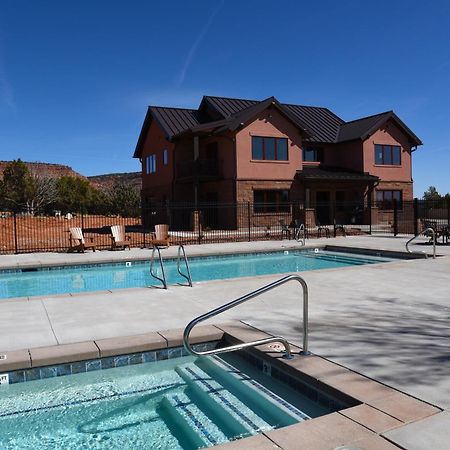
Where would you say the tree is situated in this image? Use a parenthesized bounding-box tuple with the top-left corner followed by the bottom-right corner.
(55, 176, 97, 213)
(423, 186, 441, 202)
(1, 159, 32, 212)
(105, 181, 141, 217)
(25, 172, 58, 215)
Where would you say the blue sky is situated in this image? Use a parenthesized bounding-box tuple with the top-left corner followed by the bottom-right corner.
(0, 0, 449, 196)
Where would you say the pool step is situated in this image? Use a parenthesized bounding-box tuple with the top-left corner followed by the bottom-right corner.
(161, 391, 229, 448)
(302, 252, 370, 265)
(176, 363, 272, 436)
(199, 356, 310, 425)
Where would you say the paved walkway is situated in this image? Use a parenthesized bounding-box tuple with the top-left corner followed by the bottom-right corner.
(1, 235, 449, 448)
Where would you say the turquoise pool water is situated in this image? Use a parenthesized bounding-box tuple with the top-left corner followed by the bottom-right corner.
(0, 353, 334, 449)
(0, 249, 392, 299)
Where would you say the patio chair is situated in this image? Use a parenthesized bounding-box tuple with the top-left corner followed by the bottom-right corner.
(150, 224, 170, 248)
(333, 220, 347, 237)
(68, 227, 96, 253)
(317, 222, 330, 238)
(110, 225, 131, 250)
(279, 219, 291, 240)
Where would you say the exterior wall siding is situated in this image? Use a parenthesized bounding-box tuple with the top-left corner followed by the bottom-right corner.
(235, 108, 303, 180)
(141, 120, 175, 201)
(363, 120, 413, 183)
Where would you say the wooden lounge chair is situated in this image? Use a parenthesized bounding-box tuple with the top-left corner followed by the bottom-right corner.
(68, 227, 96, 253)
(110, 225, 131, 250)
(150, 224, 170, 248)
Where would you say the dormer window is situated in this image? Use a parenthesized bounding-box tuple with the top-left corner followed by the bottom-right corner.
(375, 144, 401, 165)
(303, 147, 324, 163)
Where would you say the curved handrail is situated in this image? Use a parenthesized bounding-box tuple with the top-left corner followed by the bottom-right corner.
(406, 227, 436, 259)
(183, 274, 310, 360)
(177, 244, 192, 287)
(149, 246, 167, 289)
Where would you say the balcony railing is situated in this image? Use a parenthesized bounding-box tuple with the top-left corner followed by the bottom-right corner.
(176, 158, 222, 180)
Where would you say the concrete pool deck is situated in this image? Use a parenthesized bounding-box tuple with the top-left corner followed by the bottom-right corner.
(1, 235, 450, 448)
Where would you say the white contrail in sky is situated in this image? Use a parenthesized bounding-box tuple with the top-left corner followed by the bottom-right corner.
(176, 0, 225, 87)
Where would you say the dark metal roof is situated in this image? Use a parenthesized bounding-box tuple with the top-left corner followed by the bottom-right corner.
(337, 111, 392, 143)
(203, 96, 258, 117)
(151, 106, 201, 138)
(134, 95, 422, 158)
(337, 110, 423, 146)
(296, 167, 379, 182)
(283, 104, 344, 143)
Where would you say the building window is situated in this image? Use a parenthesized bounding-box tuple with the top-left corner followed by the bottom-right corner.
(252, 136, 288, 161)
(376, 190, 402, 209)
(146, 154, 156, 174)
(374, 144, 401, 165)
(163, 149, 168, 165)
(253, 190, 290, 213)
(303, 147, 324, 162)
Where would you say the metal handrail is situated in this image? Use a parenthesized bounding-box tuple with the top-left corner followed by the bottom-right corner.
(149, 245, 167, 289)
(177, 245, 192, 287)
(406, 227, 436, 259)
(295, 223, 306, 246)
(183, 274, 310, 360)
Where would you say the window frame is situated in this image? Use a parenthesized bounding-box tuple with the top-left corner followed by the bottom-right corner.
(303, 147, 324, 163)
(251, 136, 288, 161)
(374, 144, 401, 166)
(146, 154, 156, 174)
(253, 189, 290, 213)
(163, 149, 168, 165)
(376, 189, 402, 210)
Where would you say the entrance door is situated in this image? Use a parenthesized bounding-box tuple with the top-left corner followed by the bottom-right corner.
(316, 191, 331, 224)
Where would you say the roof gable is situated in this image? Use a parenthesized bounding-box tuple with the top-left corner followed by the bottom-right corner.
(133, 96, 422, 158)
(337, 111, 422, 146)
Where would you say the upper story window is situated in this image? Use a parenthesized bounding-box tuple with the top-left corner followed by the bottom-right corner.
(376, 190, 402, 210)
(303, 147, 324, 163)
(163, 149, 168, 165)
(146, 154, 156, 174)
(375, 144, 401, 165)
(252, 136, 288, 161)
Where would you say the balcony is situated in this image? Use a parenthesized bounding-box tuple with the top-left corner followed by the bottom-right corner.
(176, 158, 222, 181)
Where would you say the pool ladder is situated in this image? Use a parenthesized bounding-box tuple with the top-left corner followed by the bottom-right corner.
(295, 223, 306, 246)
(149, 244, 193, 289)
(405, 227, 436, 259)
(183, 274, 310, 360)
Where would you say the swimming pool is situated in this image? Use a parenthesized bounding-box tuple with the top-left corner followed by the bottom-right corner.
(0, 249, 392, 299)
(0, 350, 346, 449)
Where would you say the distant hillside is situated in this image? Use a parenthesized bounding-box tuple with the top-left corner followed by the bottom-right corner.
(0, 161, 86, 180)
(0, 161, 141, 191)
(88, 172, 141, 190)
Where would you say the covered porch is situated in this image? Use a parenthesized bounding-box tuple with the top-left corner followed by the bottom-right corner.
(295, 167, 379, 226)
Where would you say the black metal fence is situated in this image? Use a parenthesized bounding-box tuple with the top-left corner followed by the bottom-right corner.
(1, 198, 449, 254)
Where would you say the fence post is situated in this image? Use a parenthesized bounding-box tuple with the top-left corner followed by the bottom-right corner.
(81, 208, 85, 231)
(332, 199, 337, 237)
(247, 202, 251, 242)
(447, 198, 450, 226)
(368, 191, 372, 235)
(413, 198, 418, 236)
(393, 199, 398, 236)
(13, 212, 18, 254)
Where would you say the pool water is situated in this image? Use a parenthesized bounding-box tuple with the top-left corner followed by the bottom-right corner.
(0, 354, 334, 449)
(0, 249, 392, 299)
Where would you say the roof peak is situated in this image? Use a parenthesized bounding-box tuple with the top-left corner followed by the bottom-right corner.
(344, 110, 393, 125)
(150, 105, 196, 111)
